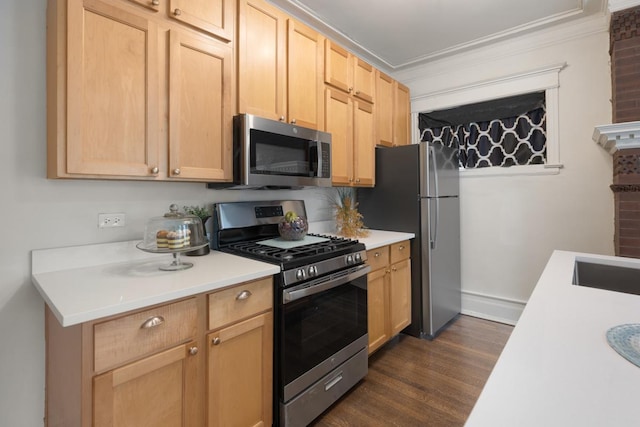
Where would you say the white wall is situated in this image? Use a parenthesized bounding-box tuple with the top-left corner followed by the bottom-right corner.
(0, 1, 334, 425)
(395, 14, 614, 324)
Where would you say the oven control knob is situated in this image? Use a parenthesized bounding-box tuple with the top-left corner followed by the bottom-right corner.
(354, 253, 362, 263)
(346, 254, 354, 265)
(307, 266, 317, 277)
(296, 269, 306, 281)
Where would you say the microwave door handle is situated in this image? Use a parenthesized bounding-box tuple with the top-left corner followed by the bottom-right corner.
(282, 264, 371, 303)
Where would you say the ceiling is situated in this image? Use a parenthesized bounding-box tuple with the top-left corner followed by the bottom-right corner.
(268, 0, 608, 72)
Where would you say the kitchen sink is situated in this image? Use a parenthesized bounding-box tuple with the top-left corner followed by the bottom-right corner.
(573, 258, 640, 296)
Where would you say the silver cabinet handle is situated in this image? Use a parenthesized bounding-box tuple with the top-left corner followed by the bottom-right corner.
(212, 337, 221, 345)
(279, 116, 285, 122)
(140, 315, 165, 329)
(374, 252, 380, 257)
(290, 119, 297, 124)
(174, 8, 182, 16)
(189, 346, 198, 356)
(348, 87, 353, 93)
(236, 290, 252, 300)
(355, 90, 360, 95)
(399, 245, 405, 251)
(150, 166, 159, 174)
(151, 0, 159, 5)
(173, 168, 180, 175)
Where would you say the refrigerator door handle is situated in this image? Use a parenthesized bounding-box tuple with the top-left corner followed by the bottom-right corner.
(429, 144, 440, 198)
(429, 145, 440, 250)
(431, 197, 439, 250)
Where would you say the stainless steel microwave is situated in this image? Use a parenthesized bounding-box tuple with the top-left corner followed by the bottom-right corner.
(209, 114, 332, 189)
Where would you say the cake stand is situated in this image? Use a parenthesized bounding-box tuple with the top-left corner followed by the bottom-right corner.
(136, 242, 209, 271)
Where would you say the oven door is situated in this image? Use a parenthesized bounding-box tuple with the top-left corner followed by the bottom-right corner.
(279, 263, 370, 402)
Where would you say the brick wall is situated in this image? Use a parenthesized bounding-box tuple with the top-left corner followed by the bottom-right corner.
(611, 7, 640, 257)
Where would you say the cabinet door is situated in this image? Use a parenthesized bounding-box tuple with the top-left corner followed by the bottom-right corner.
(367, 268, 389, 354)
(353, 99, 375, 187)
(394, 82, 411, 146)
(94, 342, 199, 427)
(324, 39, 351, 93)
(237, 0, 286, 121)
(325, 88, 353, 186)
(390, 258, 412, 336)
(287, 19, 324, 129)
(352, 57, 375, 104)
(168, 31, 233, 181)
(207, 313, 273, 427)
(375, 71, 394, 147)
(169, 0, 233, 41)
(64, 0, 159, 178)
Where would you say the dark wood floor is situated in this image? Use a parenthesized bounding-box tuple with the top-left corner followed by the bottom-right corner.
(310, 315, 514, 427)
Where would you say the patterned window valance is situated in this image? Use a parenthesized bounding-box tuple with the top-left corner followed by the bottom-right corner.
(419, 92, 547, 169)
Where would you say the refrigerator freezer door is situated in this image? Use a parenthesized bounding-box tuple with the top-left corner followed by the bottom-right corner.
(424, 142, 460, 198)
(421, 196, 461, 336)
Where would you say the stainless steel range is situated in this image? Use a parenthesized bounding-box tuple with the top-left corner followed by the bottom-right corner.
(212, 200, 369, 427)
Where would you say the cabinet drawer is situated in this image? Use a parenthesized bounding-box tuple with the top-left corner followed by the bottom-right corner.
(93, 298, 197, 373)
(208, 277, 273, 331)
(367, 246, 389, 272)
(390, 240, 410, 264)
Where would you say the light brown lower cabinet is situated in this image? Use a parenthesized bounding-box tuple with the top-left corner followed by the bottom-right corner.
(366, 241, 412, 354)
(93, 342, 199, 427)
(44, 277, 273, 427)
(207, 313, 273, 427)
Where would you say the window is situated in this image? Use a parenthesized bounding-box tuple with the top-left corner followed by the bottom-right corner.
(410, 63, 565, 177)
(419, 92, 546, 169)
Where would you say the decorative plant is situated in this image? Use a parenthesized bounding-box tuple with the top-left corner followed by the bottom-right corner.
(331, 187, 369, 238)
(183, 205, 211, 221)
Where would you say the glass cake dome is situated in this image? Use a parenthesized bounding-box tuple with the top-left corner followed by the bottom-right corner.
(137, 204, 208, 270)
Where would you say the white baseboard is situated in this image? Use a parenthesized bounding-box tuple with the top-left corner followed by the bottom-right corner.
(460, 290, 527, 326)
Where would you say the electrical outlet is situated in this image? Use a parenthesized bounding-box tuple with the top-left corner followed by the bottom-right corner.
(98, 213, 126, 228)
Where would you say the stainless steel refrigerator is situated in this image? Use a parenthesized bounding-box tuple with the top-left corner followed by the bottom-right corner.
(358, 142, 461, 338)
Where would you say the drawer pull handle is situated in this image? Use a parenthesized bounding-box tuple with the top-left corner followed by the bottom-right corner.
(399, 245, 405, 250)
(236, 290, 252, 300)
(212, 337, 221, 345)
(189, 346, 198, 356)
(140, 315, 165, 329)
(374, 252, 380, 257)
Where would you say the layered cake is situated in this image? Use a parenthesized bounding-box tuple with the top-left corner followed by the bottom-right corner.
(156, 230, 169, 249)
(167, 231, 184, 249)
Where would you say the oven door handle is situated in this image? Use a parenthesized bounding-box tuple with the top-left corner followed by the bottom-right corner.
(282, 264, 371, 304)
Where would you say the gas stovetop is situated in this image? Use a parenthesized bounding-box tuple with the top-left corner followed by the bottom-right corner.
(219, 233, 365, 270)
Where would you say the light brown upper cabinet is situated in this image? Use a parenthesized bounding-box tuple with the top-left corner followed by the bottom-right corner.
(168, 0, 234, 41)
(394, 81, 411, 146)
(325, 40, 375, 104)
(325, 88, 375, 187)
(376, 70, 411, 147)
(375, 70, 394, 147)
(47, 0, 234, 182)
(168, 31, 233, 181)
(237, 0, 324, 130)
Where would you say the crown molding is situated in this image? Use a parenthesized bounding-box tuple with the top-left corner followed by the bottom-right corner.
(394, 12, 609, 84)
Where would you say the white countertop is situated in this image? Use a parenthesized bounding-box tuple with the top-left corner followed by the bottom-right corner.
(347, 229, 415, 250)
(465, 250, 640, 427)
(31, 230, 413, 328)
(32, 241, 280, 327)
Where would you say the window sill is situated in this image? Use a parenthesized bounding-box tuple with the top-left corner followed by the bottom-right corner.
(459, 164, 563, 178)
